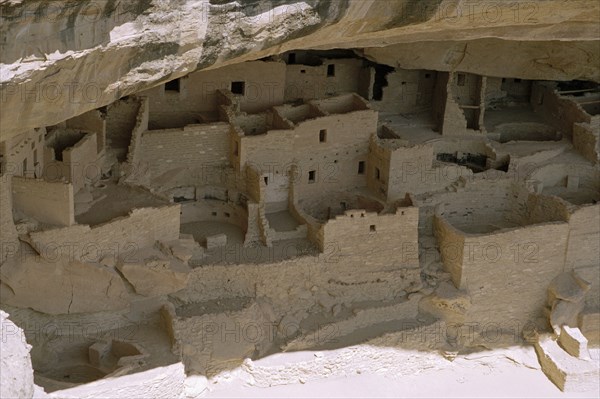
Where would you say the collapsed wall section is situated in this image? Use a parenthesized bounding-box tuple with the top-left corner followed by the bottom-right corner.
(29, 205, 181, 261)
(66, 109, 106, 154)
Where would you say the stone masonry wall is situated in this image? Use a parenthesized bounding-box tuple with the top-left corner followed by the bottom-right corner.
(319, 207, 419, 270)
(29, 205, 180, 261)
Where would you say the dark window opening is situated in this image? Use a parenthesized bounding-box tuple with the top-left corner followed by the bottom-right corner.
(233, 141, 239, 156)
(33, 149, 37, 165)
(308, 170, 316, 183)
(212, 211, 217, 216)
(358, 161, 365, 175)
(502, 78, 506, 83)
(224, 212, 231, 218)
(514, 78, 522, 83)
(165, 78, 180, 92)
(231, 81, 246, 95)
(288, 53, 296, 64)
(425, 73, 431, 79)
(370, 225, 376, 232)
(301, 69, 306, 74)
(372, 64, 394, 101)
(319, 129, 327, 143)
(327, 64, 335, 77)
(263, 176, 269, 185)
(457, 73, 466, 86)
(22, 158, 27, 175)
(174, 196, 188, 203)
(375, 167, 380, 180)
(401, 81, 407, 85)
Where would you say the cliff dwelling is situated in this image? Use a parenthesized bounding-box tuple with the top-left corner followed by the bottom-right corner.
(1, 1, 599, 398)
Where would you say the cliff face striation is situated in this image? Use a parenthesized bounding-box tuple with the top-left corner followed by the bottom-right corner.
(1, 0, 599, 140)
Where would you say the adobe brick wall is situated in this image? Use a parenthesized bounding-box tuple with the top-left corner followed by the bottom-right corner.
(239, 107, 377, 202)
(12, 176, 74, 226)
(141, 61, 286, 129)
(285, 59, 365, 102)
(461, 222, 569, 327)
(319, 207, 420, 270)
(137, 122, 230, 182)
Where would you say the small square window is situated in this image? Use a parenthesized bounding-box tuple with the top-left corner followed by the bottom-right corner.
(370, 225, 376, 232)
(308, 170, 316, 183)
(327, 64, 335, 77)
(358, 161, 365, 175)
(319, 129, 327, 143)
(212, 211, 217, 216)
(425, 73, 431, 79)
(456, 73, 465, 86)
(231, 81, 245, 95)
(301, 69, 306, 74)
(224, 212, 231, 218)
(165, 78, 180, 92)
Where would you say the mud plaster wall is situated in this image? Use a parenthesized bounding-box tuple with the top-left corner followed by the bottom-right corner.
(240, 109, 377, 202)
(12, 176, 74, 226)
(142, 61, 286, 129)
(62, 132, 99, 193)
(0, 177, 18, 262)
(566, 204, 600, 270)
(370, 69, 437, 114)
(573, 120, 599, 163)
(461, 222, 569, 328)
(29, 205, 181, 261)
(0, 129, 45, 178)
(66, 109, 106, 154)
(284, 59, 366, 102)
(432, 216, 466, 288)
(319, 208, 419, 270)
(105, 97, 141, 149)
(531, 83, 591, 136)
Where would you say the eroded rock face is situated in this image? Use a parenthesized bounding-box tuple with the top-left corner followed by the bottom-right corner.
(0, 255, 129, 314)
(1, 0, 599, 140)
(0, 310, 35, 399)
